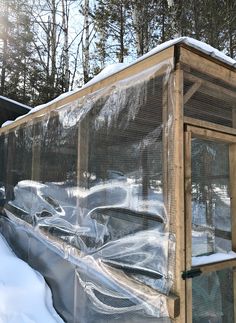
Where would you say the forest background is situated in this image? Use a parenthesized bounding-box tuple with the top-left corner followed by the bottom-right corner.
(0, 0, 235, 107)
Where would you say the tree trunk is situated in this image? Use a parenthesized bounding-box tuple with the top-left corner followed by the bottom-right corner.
(83, 0, 90, 84)
(51, 0, 57, 97)
(0, 3, 9, 95)
(62, 0, 70, 91)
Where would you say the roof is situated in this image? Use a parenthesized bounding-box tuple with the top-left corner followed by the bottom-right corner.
(0, 96, 31, 127)
(1, 37, 236, 129)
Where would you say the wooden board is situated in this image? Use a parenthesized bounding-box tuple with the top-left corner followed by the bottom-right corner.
(179, 46, 236, 87)
(185, 72, 236, 104)
(184, 130, 192, 323)
(184, 117, 236, 137)
(186, 125, 236, 143)
(172, 66, 185, 323)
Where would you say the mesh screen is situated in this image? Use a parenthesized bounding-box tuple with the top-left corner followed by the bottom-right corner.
(191, 138, 232, 259)
(184, 68, 236, 127)
(0, 61, 175, 322)
(192, 268, 234, 323)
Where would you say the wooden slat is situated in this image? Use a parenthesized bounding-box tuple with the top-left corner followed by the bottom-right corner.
(186, 125, 236, 143)
(193, 258, 236, 273)
(77, 116, 89, 189)
(230, 143, 236, 252)
(162, 77, 168, 208)
(180, 46, 236, 87)
(184, 131, 192, 271)
(0, 47, 174, 135)
(184, 117, 236, 136)
(184, 130, 192, 323)
(183, 81, 202, 104)
(172, 66, 185, 323)
(185, 72, 236, 104)
(167, 293, 180, 319)
(230, 109, 236, 323)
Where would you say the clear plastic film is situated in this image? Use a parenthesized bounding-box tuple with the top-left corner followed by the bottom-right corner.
(0, 59, 175, 322)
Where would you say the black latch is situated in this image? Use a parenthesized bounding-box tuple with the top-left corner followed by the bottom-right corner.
(182, 268, 202, 280)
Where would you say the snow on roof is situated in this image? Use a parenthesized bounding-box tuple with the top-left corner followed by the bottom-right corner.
(0, 234, 64, 322)
(1, 37, 236, 128)
(137, 36, 236, 67)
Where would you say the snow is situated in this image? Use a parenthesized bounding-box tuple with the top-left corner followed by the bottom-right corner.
(137, 37, 236, 67)
(1, 36, 236, 128)
(83, 63, 129, 88)
(0, 234, 64, 323)
(1, 120, 14, 127)
(192, 251, 236, 267)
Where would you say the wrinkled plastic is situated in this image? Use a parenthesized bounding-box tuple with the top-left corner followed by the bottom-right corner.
(0, 59, 175, 322)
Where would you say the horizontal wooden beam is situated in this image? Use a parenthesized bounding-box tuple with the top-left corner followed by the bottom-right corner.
(186, 124, 236, 143)
(180, 46, 236, 87)
(185, 72, 236, 104)
(184, 117, 236, 136)
(193, 258, 236, 273)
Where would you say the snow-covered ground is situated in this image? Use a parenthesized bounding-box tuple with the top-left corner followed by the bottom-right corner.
(0, 234, 64, 323)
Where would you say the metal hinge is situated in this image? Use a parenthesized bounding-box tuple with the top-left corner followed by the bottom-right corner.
(182, 268, 202, 280)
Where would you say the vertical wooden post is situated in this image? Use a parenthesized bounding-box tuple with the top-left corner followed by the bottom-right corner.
(171, 65, 185, 323)
(31, 121, 41, 181)
(184, 129, 192, 323)
(77, 116, 89, 189)
(230, 108, 236, 323)
(162, 78, 168, 209)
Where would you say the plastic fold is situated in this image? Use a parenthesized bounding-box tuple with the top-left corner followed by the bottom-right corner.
(0, 59, 175, 322)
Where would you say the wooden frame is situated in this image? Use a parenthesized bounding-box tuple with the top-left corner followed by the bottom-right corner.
(179, 46, 236, 86)
(0, 41, 235, 322)
(184, 123, 236, 323)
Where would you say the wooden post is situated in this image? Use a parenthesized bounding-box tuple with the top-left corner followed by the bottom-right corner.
(184, 130, 192, 323)
(230, 108, 236, 323)
(171, 65, 185, 323)
(31, 121, 41, 181)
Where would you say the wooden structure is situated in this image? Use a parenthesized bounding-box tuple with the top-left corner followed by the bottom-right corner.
(0, 39, 236, 322)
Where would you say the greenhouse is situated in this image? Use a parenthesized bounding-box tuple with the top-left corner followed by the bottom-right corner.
(0, 37, 236, 322)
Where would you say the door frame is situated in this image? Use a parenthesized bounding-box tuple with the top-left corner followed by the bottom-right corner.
(184, 119, 236, 323)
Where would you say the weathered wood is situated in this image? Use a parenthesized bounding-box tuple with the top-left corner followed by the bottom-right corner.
(230, 109, 236, 323)
(193, 258, 236, 273)
(185, 72, 236, 104)
(183, 81, 202, 104)
(229, 148, 236, 251)
(184, 130, 192, 270)
(31, 124, 41, 181)
(162, 78, 168, 208)
(180, 46, 236, 87)
(172, 66, 185, 323)
(77, 118, 89, 189)
(186, 125, 236, 143)
(167, 293, 180, 319)
(184, 117, 236, 136)
(184, 130, 193, 323)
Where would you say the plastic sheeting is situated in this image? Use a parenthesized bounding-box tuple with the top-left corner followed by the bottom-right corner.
(0, 59, 175, 322)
